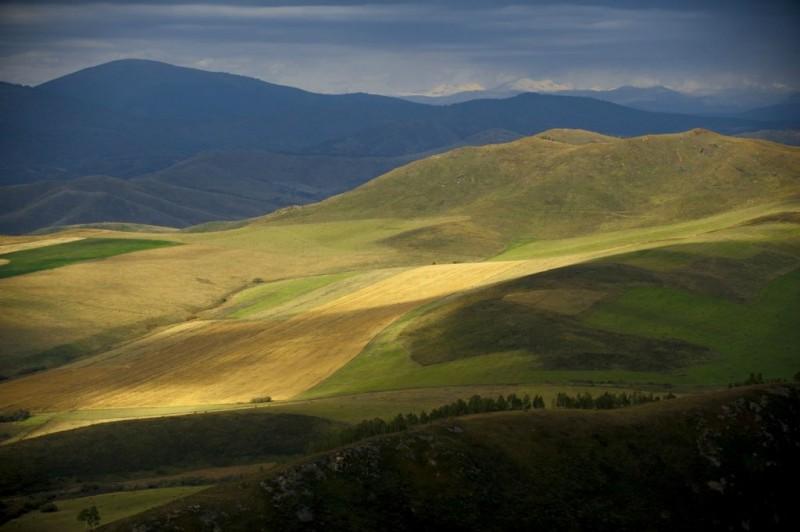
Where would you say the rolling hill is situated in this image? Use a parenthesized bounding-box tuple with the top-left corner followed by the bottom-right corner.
(0, 131, 525, 235)
(0, 60, 781, 233)
(306, 225, 800, 398)
(273, 129, 800, 256)
(0, 151, 417, 234)
(3, 58, 760, 187)
(0, 130, 797, 415)
(0, 129, 799, 529)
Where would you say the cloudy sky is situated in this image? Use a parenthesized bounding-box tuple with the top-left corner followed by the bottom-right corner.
(0, 0, 798, 95)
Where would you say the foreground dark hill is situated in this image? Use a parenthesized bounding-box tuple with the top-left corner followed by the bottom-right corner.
(0, 411, 340, 498)
(108, 385, 800, 531)
(271, 129, 800, 257)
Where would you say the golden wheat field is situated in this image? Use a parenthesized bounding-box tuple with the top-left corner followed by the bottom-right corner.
(0, 253, 615, 410)
(0, 218, 452, 363)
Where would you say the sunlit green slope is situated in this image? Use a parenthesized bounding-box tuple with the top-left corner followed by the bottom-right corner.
(271, 129, 800, 257)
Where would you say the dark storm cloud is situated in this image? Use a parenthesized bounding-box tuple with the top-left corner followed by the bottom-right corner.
(0, 1, 797, 95)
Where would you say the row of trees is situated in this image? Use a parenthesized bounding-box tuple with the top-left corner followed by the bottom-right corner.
(726, 373, 795, 388)
(553, 391, 674, 409)
(323, 394, 545, 448)
(322, 390, 675, 449)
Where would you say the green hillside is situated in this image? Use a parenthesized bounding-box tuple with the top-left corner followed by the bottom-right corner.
(305, 220, 800, 397)
(272, 129, 800, 258)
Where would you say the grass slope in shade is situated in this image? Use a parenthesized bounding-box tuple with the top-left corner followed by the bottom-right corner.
(0, 486, 206, 532)
(0, 238, 177, 278)
(108, 386, 800, 532)
(0, 412, 339, 496)
(584, 268, 800, 384)
(305, 228, 800, 397)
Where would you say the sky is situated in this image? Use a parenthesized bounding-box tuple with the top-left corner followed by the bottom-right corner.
(0, 0, 798, 96)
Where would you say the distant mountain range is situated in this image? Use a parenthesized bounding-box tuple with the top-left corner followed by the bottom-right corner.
(0, 59, 794, 234)
(403, 83, 800, 120)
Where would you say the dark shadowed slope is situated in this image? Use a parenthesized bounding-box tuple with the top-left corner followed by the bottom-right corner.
(0, 411, 340, 497)
(736, 94, 800, 124)
(107, 385, 800, 532)
(0, 151, 417, 234)
(0, 81, 174, 184)
(36, 59, 430, 157)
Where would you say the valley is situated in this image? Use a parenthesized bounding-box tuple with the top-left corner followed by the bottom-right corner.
(2, 4, 799, 528)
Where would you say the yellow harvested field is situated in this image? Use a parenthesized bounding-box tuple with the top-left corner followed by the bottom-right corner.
(0, 236, 85, 255)
(0, 252, 610, 410)
(0, 244, 277, 360)
(0, 219, 458, 363)
(0, 232, 426, 362)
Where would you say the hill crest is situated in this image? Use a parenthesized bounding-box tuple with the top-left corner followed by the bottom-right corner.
(269, 129, 800, 256)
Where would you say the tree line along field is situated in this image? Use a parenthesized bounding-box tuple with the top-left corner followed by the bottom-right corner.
(0, 386, 679, 527)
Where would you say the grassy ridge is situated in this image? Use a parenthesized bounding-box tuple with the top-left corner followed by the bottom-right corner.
(0, 238, 177, 278)
(108, 385, 800, 532)
(274, 130, 800, 255)
(493, 201, 797, 261)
